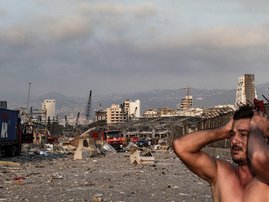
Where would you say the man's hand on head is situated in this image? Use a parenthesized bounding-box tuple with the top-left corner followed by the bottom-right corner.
(250, 111, 269, 138)
(222, 118, 233, 139)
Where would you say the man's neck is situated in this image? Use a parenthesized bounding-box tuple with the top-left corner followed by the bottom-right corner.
(236, 165, 254, 188)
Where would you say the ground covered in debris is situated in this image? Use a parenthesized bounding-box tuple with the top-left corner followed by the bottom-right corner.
(0, 147, 230, 202)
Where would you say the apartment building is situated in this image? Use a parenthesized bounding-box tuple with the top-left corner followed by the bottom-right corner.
(143, 108, 158, 118)
(106, 99, 141, 124)
(106, 104, 127, 124)
(159, 107, 176, 117)
(235, 74, 257, 109)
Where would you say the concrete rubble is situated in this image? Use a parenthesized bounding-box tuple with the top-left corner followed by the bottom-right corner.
(73, 138, 98, 160)
(130, 148, 155, 165)
(0, 131, 231, 202)
(0, 147, 228, 202)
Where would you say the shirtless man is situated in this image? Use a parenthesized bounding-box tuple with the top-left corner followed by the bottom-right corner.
(173, 105, 269, 202)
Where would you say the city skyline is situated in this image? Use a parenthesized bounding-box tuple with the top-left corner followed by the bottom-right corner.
(1, 1, 269, 98)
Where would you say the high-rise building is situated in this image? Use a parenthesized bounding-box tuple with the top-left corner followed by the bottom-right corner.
(235, 74, 257, 109)
(42, 99, 56, 122)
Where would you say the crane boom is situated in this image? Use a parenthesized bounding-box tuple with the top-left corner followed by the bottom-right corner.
(75, 112, 80, 126)
(85, 90, 92, 121)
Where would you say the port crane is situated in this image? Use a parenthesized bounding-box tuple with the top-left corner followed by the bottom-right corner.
(85, 90, 92, 122)
(75, 112, 80, 127)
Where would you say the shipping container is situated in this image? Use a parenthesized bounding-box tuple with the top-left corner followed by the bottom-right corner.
(0, 108, 21, 156)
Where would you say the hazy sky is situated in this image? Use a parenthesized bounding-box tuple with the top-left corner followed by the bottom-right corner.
(1, 0, 269, 97)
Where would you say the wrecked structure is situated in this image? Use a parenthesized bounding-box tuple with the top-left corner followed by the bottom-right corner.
(118, 106, 234, 148)
(11, 106, 234, 160)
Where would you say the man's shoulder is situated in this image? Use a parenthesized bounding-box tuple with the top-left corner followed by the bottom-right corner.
(243, 177, 269, 201)
(216, 159, 235, 173)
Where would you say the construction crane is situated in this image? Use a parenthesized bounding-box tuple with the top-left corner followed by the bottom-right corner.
(64, 115, 69, 128)
(85, 90, 92, 121)
(179, 87, 191, 99)
(26, 82, 32, 110)
(262, 94, 269, 103)
(75, 112, 80, 126)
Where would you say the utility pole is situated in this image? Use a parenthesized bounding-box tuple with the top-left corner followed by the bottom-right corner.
(26, 82, 32, 110)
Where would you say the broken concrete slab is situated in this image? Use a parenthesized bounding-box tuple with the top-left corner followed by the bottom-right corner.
(0, 161, 21, 167)
(73, 138, 98, 160)
(130, 148, 155, 165)
(125, 142, 139, 151)
(153, 144, 169, 150)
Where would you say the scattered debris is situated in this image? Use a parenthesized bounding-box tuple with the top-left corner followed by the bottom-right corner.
(101, 143, 117, 153)
(130, 148, 155, 165)
(92, 193, 103, 202)
(52, 172, 63, 179)
(0, 161, 20, 167)
(74, 138, 98, 160)
(0, 146, 221, 201)
(153, 144, 169, 150)
(125, 142, 138, 151)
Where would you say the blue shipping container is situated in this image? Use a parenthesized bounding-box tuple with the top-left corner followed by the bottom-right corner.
(0, 108, 19, 143)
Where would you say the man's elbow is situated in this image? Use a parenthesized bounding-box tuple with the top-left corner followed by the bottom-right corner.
(249, 150, 268, 170)
(249, 151, 269, 178)
(172, 136, 186, 158)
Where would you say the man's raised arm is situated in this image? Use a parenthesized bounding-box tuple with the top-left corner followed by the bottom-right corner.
(248, 112, 269, 184)
(172, 120, 232, 184)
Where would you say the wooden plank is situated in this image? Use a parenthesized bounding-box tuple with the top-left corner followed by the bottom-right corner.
(0, 161, 20, 167)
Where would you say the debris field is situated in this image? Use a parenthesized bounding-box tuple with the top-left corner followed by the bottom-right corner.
(0, 147, 230, 202)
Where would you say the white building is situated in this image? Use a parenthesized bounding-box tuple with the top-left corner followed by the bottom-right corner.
(42, 99, 56, 122)
(125, 99, 141, 119)
(106, 99, 141, 124)
(235, 74, 257, 109)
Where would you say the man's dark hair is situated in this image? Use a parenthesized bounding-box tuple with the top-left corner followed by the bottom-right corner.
(233, 105, 254, 120)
